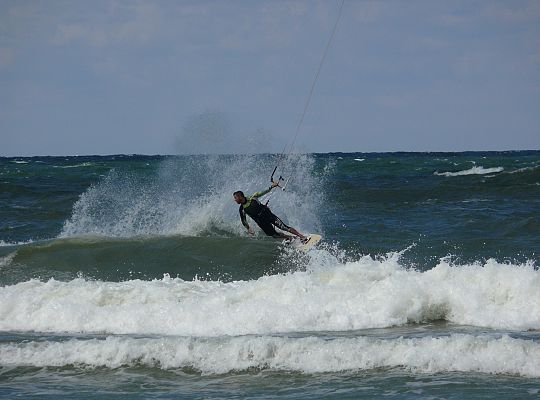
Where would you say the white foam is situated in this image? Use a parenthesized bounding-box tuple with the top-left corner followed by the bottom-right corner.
(0, 257, 538, 335)
(0, 239, 33, 247)
(434, 166, 504, 177)
(1, 334, 538, 376)
(509, 165, 539, 174)
(53, 162, 94, 168)
(0, 251, 17, 268)
(60, 154, 324, 238)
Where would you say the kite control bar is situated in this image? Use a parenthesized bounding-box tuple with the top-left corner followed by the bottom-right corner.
(265, 165, 291, 205)
(270, 166, 288, 190)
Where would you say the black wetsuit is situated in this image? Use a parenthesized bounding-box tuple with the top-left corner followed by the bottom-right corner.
(239, 187, 290, 237)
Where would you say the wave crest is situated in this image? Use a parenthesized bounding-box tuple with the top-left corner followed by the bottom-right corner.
(2, 334, 539, 376)
(0, 257, 538, 335)
(434, 166, 504, 177)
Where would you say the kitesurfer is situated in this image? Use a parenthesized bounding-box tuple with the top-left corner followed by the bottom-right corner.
(233, 182, 308, 242)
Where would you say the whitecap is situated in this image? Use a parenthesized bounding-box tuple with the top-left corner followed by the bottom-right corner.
(1, 334, 538, 376)
(434, 166, 504, 177)
(0, 257, 537, 336)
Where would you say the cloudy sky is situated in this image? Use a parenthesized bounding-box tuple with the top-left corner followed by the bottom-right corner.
(1, 0, 539, 156)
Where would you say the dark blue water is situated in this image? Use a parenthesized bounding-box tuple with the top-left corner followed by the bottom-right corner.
(1, 152, 539, 399)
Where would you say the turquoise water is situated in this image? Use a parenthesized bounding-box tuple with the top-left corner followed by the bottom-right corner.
(0, 152, 539, 398)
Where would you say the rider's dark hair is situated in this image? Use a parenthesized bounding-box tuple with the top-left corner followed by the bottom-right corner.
(233, 191, 244, 197)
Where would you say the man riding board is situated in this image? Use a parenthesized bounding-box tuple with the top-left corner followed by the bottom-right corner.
(233, 181, 308, 242)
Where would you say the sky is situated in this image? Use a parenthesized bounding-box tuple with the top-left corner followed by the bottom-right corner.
(1, 0, 539, 156)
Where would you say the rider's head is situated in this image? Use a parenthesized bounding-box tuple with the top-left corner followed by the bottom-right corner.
(233, 191, 245, 204)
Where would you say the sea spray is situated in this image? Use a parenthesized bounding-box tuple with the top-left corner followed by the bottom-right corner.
(173, 110, 277, 156)
(61, 154, 327, 238)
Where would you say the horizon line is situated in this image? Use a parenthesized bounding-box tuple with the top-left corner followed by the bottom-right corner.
(1, 149, 539, 158)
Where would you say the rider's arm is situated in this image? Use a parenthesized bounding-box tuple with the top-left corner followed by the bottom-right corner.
(239, 208, 249, 230)
(251, 182, 278, 198)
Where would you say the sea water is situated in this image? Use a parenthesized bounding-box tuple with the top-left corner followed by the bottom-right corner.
(0, 152, 539, 399)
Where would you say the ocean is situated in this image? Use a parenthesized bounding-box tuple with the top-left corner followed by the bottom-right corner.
(0, 151, 539, 399)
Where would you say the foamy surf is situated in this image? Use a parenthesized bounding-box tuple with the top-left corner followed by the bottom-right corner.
(1, 334, 538, 377)
(434, 166, 504, 177)
(0, 239, 34, 247)
(1, 257, 538, 336)
(53, 162, 94, 168)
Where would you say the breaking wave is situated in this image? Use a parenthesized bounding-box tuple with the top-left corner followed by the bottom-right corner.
(1, 255, 538, 336)
(434, 166, 504, 177)
(1, 334, 539, 376)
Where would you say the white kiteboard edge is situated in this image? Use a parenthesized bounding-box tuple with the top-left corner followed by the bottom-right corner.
(290, 233, 322, 252)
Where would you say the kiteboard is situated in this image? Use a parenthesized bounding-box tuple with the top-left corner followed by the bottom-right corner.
(290, 234, 322, 252)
